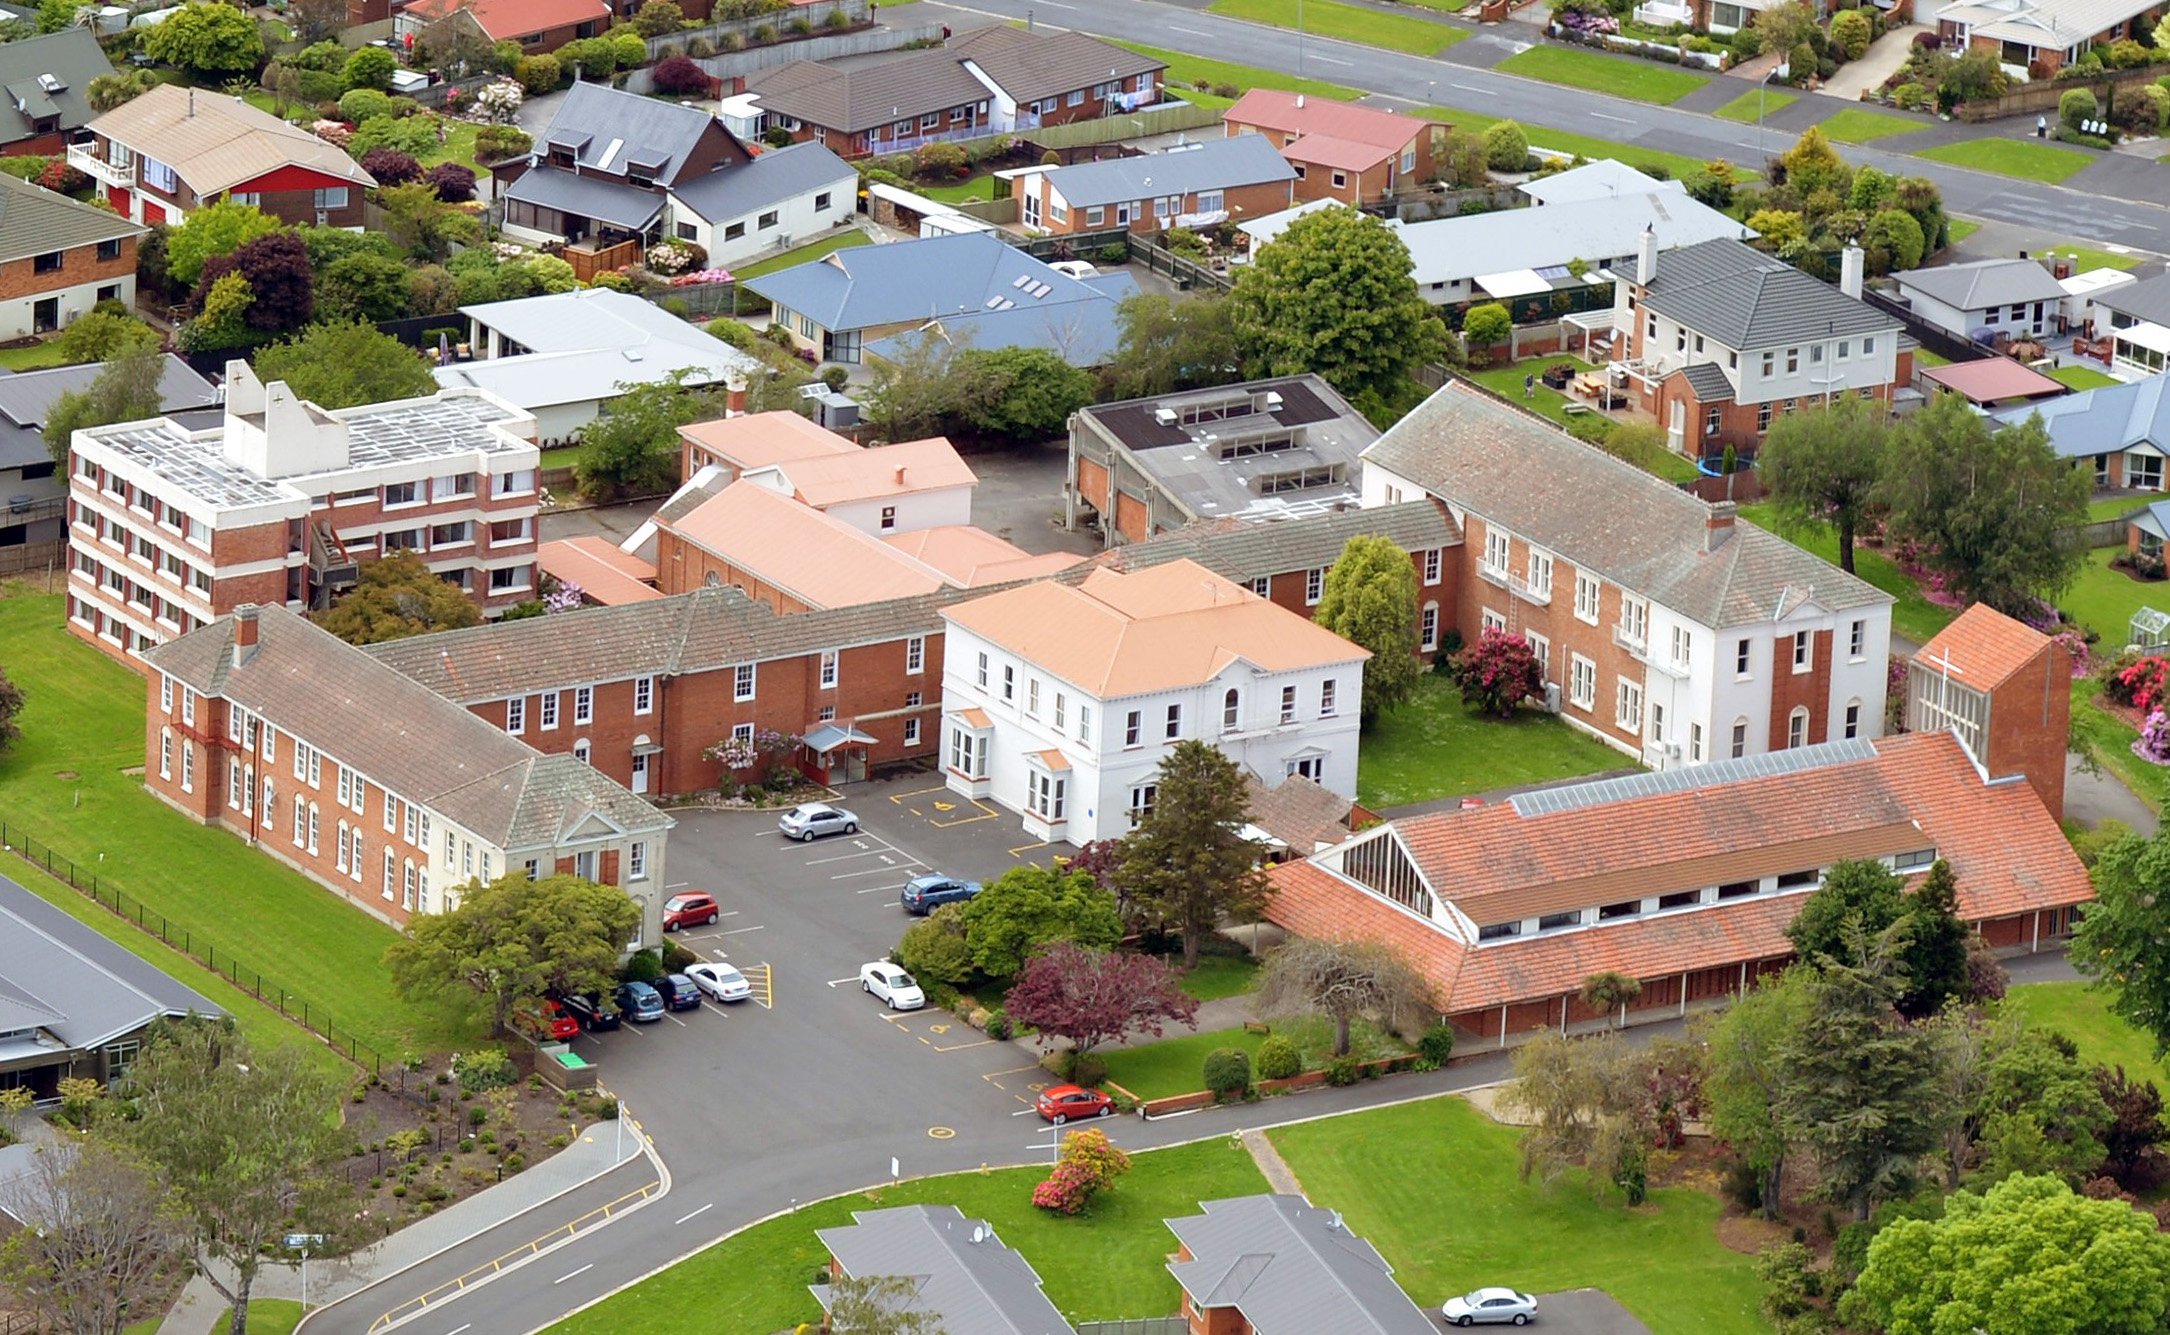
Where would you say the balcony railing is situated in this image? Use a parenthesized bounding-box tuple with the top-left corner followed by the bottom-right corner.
(65, 145, 128, 189)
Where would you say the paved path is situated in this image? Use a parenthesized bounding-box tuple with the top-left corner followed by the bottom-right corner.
(1819, 24, 1930, 102)
(1239, 1128, 1307, 1195)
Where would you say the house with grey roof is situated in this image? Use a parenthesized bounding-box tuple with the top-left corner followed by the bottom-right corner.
(668, 140, 857, 270)
(144, 603, 675, 941)
(1935, 0, 2164, 76)
(1166, 1195, 1437, 1335)
(1012, 134, 1295, 237)
(0, 29, 112, 156)
(814, 1205, 1072, 1335)
(1363, 382, 1893, 766)
(0, 167, 143, 344)
(1890, 256, 2069, 343)
(0, 871, 220, 1100)
(1990, 371, 2170, 493)
(0, 353, 216, 549)
(1612, 236, 1907, 459)
(745, 229, 1137, 367)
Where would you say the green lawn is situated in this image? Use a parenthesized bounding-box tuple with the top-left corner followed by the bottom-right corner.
(1272, 1098, 1765, 1332)
(1466, 356, 1598, 429)
(1406, 107, 1711, 182)
(546, 1137, 1268, 1332)
(1358, 673, 1629, 809)
(130, 1299, 302, 1335)
(0, 341, 73, 371)
(1099, 1016, 1408, 1100)
(1914, 346, 1953, 368)
(919, 173, 1000, 204)
(1208, 0, 1468, 53)
(1179, 954, 1260, 1002)
(2005, 981, 2164, 1091)
(539, 445, 581, 471)
(1112, 42, 1366, 104)
(1497, 46, 1709, 105)
(1945, 217, 1981, 246)
(1397, 0, 1470, 9)
(2038, 243, 2142, 273)
(0, 590, 476, 1061)
(1817, 107, 1926, 144)
(2051, 364, 2122, 390)
(733, 231, 872, 281)
(1915, 138, 2094, 184)
(1737, 505, 1958, 645)
(1713, 88, 1797, 123)
(2063, 544, 2168, 646)
(2071, 679, 2167, 814)
(2090, 492, 2157, 522)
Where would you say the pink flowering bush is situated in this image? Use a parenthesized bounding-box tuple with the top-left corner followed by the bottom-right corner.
(1031, 1129, 1131, 1215)
(1451, 627, 1545, 718)
(2052, 628, 2091, 679)
(2108, 655, 2170, 715)
(1030, 1159, 1100, 1214)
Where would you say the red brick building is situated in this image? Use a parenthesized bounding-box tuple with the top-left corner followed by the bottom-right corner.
(1907, 603, 2073, 821)
(394, 0, 611, 56)
(1222, 89, 1445, 207)
(1013, 135, 1293, 237)
(0, 170, 142, 342)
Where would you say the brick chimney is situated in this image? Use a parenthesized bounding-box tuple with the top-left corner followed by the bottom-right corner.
(724, 374, 748, 416)
(1703, 501, 1736, 553)
(232, 604, 260, 668)
(894, 465, 907, 484)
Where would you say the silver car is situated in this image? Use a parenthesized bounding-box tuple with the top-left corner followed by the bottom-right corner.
(684, 962, 750, 1002)
(1443, 1289, 1536, 1326)
(778, 803, 857, 842)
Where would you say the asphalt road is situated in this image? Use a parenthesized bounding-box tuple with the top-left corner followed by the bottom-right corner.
(917, 0, 2170, 248)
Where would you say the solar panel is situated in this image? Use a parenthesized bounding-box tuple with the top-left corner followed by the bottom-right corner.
(1509, 738, 1880, 818)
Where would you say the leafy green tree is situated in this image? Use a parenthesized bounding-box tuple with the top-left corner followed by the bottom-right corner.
(179, 270, 256, 354)
(383, 871, 640, 1036)
(1897, 859, 1971, 1018)
(896, 908, 972, 989)
(1972, 1026, 2112, 1184)
(2075, 825, 2170, 1057)
(863, 330, 986, 442)
(822, 1274, 944, 1335)
(164, 200, 278, 290)
(139, 3, 267, 78)
(1101, 292, 1241, 400)
(1863, 207, 1926, 275)
(342, 44, 395, 91)
(1501, 1031, 1655, 1200)
(1481, 120, 1527, 171)
(1840, 1174, 2170, 1335)
(43, 344, 167, 465)
(954, 864, 1121, 980)
(0, 1139, 184, 1335)
(1252, 936, 1427, 1057)
(1114, 740, 1271, 970)
(116, 1021, 357, 1335)
(1699, 970, 1810, 1218)
(1880, 392, 2090, 618)
(1759, 395, 1887, 573)
(35, 0, 80, 33)
(1925, 1003, 2001, 1186)
(1227, 206, 1445, 423)
(317, 252, 415, 323)
(1312, 533, 1419, 722)
(253, 323, 436, 409)
(572, 372, 713, 500)
(377, 182, 481, 263)
(54, 308, 159, 365)
(1744, 209, 1808, 256)
(1460, 302, 1510, 354)
(1778, 125, 1850, 199)
(0, 665, 20, 756)
(1785, 857, 1906, 967)
(630, 0, 685, 34)
(954, 346, 1093, 444)
(1579, 970, 1643, 1029)
(314, 548, 482, 644)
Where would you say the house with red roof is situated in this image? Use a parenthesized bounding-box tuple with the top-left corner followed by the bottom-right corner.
(1223, 89, 1446, 206)
(395, 0, 610, 56)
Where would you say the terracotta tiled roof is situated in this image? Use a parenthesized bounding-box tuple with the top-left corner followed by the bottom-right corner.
(402, 0, 610, 41)
(667, 480, 953, 608)
(1243, 775, 1353, 855)
(881, 525, 1083, 586)
(1914, 603, 2051, 693)
(680, 411, 856, 473)
(765, 436, 976, 507)
(536, 537, 661, 606)
(1224, 89, 1422, 150)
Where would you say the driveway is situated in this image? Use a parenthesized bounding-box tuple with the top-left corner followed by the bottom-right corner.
(1818, 24, 1930, 102)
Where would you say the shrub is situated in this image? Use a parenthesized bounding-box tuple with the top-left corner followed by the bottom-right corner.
(338, 88, 393, 124)
(425, 162, 477, 203)
(1202, 1047, 1252, 1098)
(451, 1048, 514, 1093)
(474, 124, 533, 164)
(2060, 86, 2098, 130)
(349, 114, 439, 159)
(515, 54, 561, 95)
(1892, 80, 1930, 110)
(360, 148, 421, 186)
(914, 140, 967, 180)
(344, 46, 397, 93)
(985, 1008, 1013, 1041)
(1255, 1035, 1301, 1081)
(1417, 1021, 1456, 1067)
(1324, 1055, 1362, 1086)
(1065, 1051, 1107, 1088)
(651, 53, 709, 96)
(1830, 10, 1871, 61)
(620, 950, 665, 984)
(1031, 1128, 1132, 1214)
(1482, 120, 1528, 171)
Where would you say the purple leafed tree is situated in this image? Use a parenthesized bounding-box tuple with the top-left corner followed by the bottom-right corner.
(1004, 941, 1199, 1058)
(1453, 626, 1544, 718)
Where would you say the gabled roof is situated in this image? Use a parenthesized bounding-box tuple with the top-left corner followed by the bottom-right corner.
(0, 30, 110, 146)
(745, 230, 1116, 334)
(864, 270, 1138, 368)
(671, 140, 855, 227)
(530, 81, 735, 187)
(1037, 135, 1293, 209)
(1934, 0, 2152, 52)
(680, 411, 857, 471)
(1223, 89, 1422, 173)
(1913, 603, 2052, 693)
(815, 1205, 1073, 1335)
(502, 166, 665, 232)
(1087, 501, 1462, 582)
(761, 435, 976, 507)
(947, 24, 1162, 104)
(1679, 361, 1735, 404)
(666, 479, 958, 607)
(439, 289, 761, 409)
(1637, 237, 1895, 349)
(941, 558, 1369, 699)
(88, 84, 374, 197)
(536, 536, 662, 605)
(1389, 191, 1750, 288)
(1243, 774, 1355, 854)
(0, 870, 220, 1053)
(1165, 1195, 1435, 1335)
(2094, 269, 2170, 327)
(1989, 371, 2170, 459)
(882, 525, 1083, 586)
(1364, 385, 1888, 628)
(145, 607, 668, 848)
(401, 0, 610, 40)
(1892, 256, 2068, 313)
(1919, 356, 2066, 405)
(1519, 159, 1669, 205)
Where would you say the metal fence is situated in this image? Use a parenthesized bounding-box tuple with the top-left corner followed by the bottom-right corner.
(1076, 1319, 1186, 1335)
(647, 280, 737, 318)
(0, 819, 386, 1077)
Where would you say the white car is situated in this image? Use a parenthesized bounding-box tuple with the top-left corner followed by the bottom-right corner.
(684, 962, 750, 1002)
(778, 803, 858, 842)
(860, 961, 925, 1011)
(1443, 1288, 1536, 1326)
(1048, 259, 1098, 279)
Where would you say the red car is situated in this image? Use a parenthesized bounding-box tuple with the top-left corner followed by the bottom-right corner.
(662, 892, 720, 932)
(517, 998, 579, 1041)
(1036, 1084, 1114, 1124)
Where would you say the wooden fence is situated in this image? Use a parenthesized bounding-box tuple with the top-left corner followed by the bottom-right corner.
(1131, 233, 1233, 291)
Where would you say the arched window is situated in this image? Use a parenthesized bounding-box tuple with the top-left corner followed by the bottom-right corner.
(336, 820, 349, 871)
(1843, 698, 1863, 740)
(1222, 688, 1240, 732)
(1787, 706, 1809, 750)
(1421, 601, 1440, 651)
(573, 739, 591, 765)
(1729, 717, 1749, 759)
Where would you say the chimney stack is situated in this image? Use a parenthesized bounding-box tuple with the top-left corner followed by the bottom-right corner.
(232, 604, 260, 667)
(894, 464, 907, 484)
(724, 374, 747, 416)
(1704, 501, 1736, 553)
(1840, 244, 1865, 301)
(1636, 223, 1657, 287)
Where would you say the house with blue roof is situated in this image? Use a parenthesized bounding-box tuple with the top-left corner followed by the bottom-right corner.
(745, 230, 1138, 368)
(1990, 371, 2170, 494)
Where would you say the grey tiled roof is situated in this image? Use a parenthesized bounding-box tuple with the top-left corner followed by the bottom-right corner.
(1164, 1195, 1435, 1335)
(1680, 360, 1734, 403)
(0, 168, 141, 266)
(1037, 135, 1293, 210)
(0, 353, 214, 471)
(1090, 500, 1462, 580)
(947, 25, 1162, 104)
(0, 870, 221, 1052)
(2095, 270, 2170, 327)
(745, 230, 1116, 334)
(539, 82, 722, 187)
(146, 607, 668, 849)
(502, 165, 663, 232)
(671, 140, 854, 226)
(0, 30, 110, 148)
(1364, 385, 1889, 627)
(1892, 256, 2066, 313)
(1990, 372, 2170, 460)
(815, 1205, 1072, 1335)
(1640, 238, 1895, 350)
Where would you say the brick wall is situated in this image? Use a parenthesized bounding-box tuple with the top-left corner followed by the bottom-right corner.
(0, 235, 133, 303)
(1985, 638, 2072, 820)
(652, 528, 814, 609)
(1766, 628, 1833, 749)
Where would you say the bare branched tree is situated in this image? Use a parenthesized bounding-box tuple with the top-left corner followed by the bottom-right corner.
(827, 1273, 948, 1335)
(1251, 937, 1430, 1057)
(0, 1141, 186, 1335)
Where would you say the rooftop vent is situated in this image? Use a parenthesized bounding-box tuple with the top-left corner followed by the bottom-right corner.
(1262, 390, 1284, 411)
(36, 73, 63, 93)
(1153, 408, 1178, 427)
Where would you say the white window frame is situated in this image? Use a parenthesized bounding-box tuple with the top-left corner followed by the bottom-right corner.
(735, 664, 756, 701)
(1568, 655, 1596, 711)
(573, 685, 593, 726)
(1573, 573, 1600, 624)
(634, 676, 654, 714)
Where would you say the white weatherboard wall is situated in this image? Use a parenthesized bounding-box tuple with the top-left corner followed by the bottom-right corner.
(670, 174, 856, 268)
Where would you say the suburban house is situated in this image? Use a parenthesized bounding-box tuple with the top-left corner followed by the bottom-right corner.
(1934, 0, 2167, 74)
(0, 169, 143, 341)
(744, 229, 1138, 367)
(0, 29, 112, 157)
(435, 287, 764, 442)
(669, 141, 857, 268)
(746, 25, 1163, 158)
(70, 84, 375, 229)
(0, 354, 217, 553)
(1222, 90, 1444, 206)
(1889, 255, 2069, 342)
(0, 871, 220, 1098)
(678, 408, 854, 483)
(938, 558, 1371, 843)
(1362, 384, 1895, 765)
(814, 1205, 1072, 1335)
(1990, 371, 2170, 491)
(66, 360, 543, 664)
(1065, 375, 1380, 547)
(727, 434, 977, 536)
(2077, 269, 2170, 378)
(1521, 158, 1674, 205)
(393, 0, 611, 56)
(144, 604, 675, 941)
(1166, 1195, 1438, 1335)
(1613, 237, 1908, 457)
(1011, 135, 1295, 237)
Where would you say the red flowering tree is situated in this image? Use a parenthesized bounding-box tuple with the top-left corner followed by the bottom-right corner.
(1004, 942, 1198, 1063)
(2109, 655, 2170, 715)
(1452, 626, 1545, 717)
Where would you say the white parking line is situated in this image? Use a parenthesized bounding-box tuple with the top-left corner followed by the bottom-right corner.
(554, 1264, 594, 1285)
(1590, 111, 1636, 124)
(834, 865, 914, 879)
(1311, 54, 1353, 65)
(826, 976, 862, 986)
(719, 925, 766, 935)
(807, 849, 886, 865)
(665, 882, 691, 889)
(1011, 1107, 1037, 1116)
(665, 1012, 689, 1028)
(675, 1203, 715, 1224)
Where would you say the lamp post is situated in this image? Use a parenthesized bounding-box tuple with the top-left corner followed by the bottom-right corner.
(283, 1234, 325, 1312)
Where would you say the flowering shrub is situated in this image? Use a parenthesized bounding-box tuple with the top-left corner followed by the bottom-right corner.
(1030, 1159, 1100, 1214)
(1031, 1129, 1131, 1215)
(2052, 628, 2091, 679)
(645, 240, 699, 276)
(672, 267, 732, 286)
(2108, 655, 2170, 714)
(544, 580, 585, 614)
(2136, 709, 2170, 764)
(702, 728, 800, 784)
(1451, 627, 1545, 718)
(471, 79, 524, 125)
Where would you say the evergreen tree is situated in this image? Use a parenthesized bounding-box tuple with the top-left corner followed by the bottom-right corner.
(1114, 740, 1270, 970)
(1312, 534, 1420, 722)
(1897, 859, 1971, 1018)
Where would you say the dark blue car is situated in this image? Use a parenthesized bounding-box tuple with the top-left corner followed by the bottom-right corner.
(900, 874, 983, 915)
(615, 980, 665, 1023)
(654, 973, 702, 1011)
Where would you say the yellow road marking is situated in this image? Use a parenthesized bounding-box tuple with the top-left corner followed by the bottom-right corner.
(1007, 839, 1051, 857)
(929, 1023, 950, 1035)
(887, 784, 951, 803)
(928, 1126, 956, 1139)
(933, 798, 1000, 827)
(933, 1037, 995, 1052)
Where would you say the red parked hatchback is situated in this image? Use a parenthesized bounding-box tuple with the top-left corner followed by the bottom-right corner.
(662, 892, 721, 932)
(1035, 1084, 1115, 1124)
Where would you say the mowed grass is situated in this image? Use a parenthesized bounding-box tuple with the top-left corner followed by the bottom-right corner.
(1945, 217, 1982, 246)
(0, 340, 73, 371)
(1358, 674, 1629, 809)
(0, 590, 477, 1060)
(1737, 505, 1957, 644)
(1208, 0, 1468, 52)
(2070, 678, 2167, 815)
(1466, 356, 1599, 428)
(2051, 364, 2122, 390)
(1713, 88, 1796, 122)
(918, 173, 1000, 204)
(2004, 981, 2165, 1091)
(2061, 544, 2169, 647)
(1112, 42, 1366, 105)
(546, 1137, 1268, 1333)
(1498, 46, 1710, 105)
(733, 230, 871, 281)
(1406, 107, 1711, 182)
(1817, 107, 1927, 144)
(1272, 1098, 1766, 1333)
(1179, 953, 1260, 1002)
(2038, 243, 2143, 273)
(1915, 137, 2094, 184)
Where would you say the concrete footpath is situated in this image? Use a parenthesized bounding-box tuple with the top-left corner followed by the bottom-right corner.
(158, 1120, 638, 1335)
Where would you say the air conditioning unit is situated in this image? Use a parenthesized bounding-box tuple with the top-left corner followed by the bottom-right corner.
(1542, 683, 1561, 714)
(1666, 743, 1683, 758)
(1153, 407, 1178, 427)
